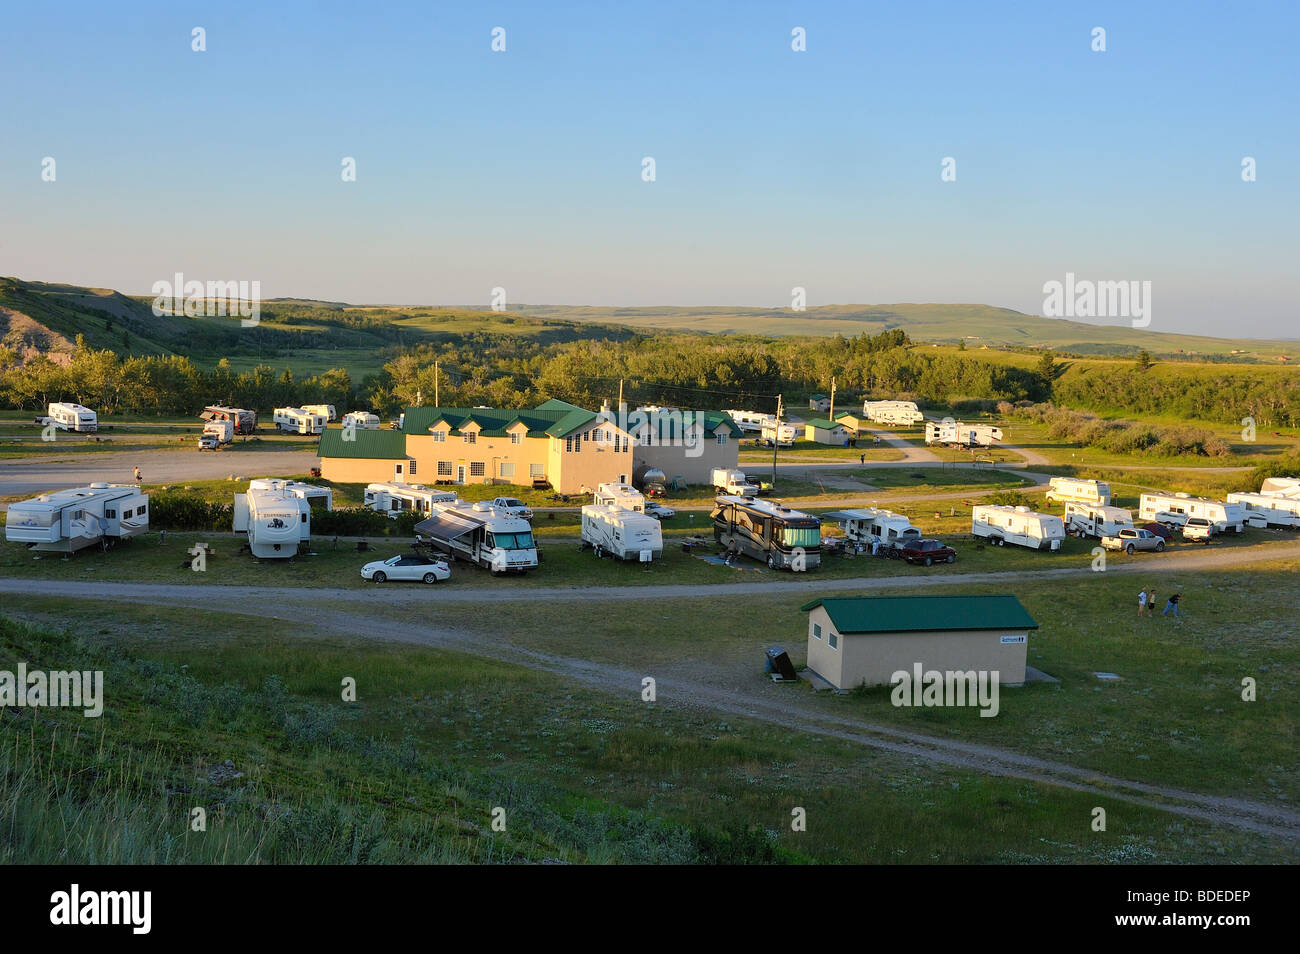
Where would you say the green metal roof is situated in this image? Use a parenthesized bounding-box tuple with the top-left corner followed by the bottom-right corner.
(804, 418, 849, 430)
(401, 401, 600, 439)
(799, 595, 1039, 634)
(809, 394, 827, 400)
(637, 409, 744, 440)
(318, 427, 407, 460)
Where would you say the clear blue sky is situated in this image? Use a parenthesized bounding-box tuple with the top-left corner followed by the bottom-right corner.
(1, 1, 1296, 337)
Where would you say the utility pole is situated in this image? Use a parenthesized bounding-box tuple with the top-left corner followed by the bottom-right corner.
(771, 393, 783, 488)
(434, 360, 439, 407)
(829, 376, 836, 421)
(618, 378, 624, 417)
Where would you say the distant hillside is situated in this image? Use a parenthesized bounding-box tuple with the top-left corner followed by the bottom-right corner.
(498, 303, 1295, 360)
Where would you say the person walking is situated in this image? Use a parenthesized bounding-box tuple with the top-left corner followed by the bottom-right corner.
(1138, 588, 1148, 618)
(133, 465, 142, 484)
(1162, 593, 1182, 617)
(859, 453, 865, 465)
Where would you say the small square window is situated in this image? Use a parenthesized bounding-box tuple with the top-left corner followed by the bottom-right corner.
(464, 432, 477, 445)
(510, 432, 521, 445)
(828, 632, 839, 650)
(812, 623, 822, 640)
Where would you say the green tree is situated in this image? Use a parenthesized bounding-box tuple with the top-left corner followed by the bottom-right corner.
(1135, 350, 1153, 371)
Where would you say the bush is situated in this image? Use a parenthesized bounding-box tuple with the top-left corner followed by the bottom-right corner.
(149, 493, 232, 531)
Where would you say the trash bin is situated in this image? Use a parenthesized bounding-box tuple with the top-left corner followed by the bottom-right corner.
(765, 646, 797, 681)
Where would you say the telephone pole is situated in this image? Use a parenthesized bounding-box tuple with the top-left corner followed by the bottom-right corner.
(829, 376, 836, 421)
(434, 360, 439, 407)
(771, 393, 783, 488)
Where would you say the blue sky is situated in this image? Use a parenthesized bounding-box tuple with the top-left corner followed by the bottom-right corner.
(1, 1, 1296, 337)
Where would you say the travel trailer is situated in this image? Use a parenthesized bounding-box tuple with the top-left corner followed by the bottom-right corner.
(760, 419, 799, 447)
(5, 483, 148, 553)
(593, 481, 647, 512)
(248, 478, 333, 512)
(711, 469, 759, 495)
(1045, 477, 1113, 507)
(302, 404, 337, 422)
(925, 420, 1003, 447)
(1260, 477, 1300, 498)
(201, 406, 257, 435)
(822, 508, 921, 551)
(414, 500, 539, 574)
(273, 407, 327, 435)
(46, 402, 97, 433)
(363, 482, 457, 518)
(234, 479, 313, 558)
(1226, 492, 1300, 529)
(972, 505, 1065, 551)
(862, 401, 924, 426)
(711, 496, 821, 571)
(342, 411, 381, 430)
(1139, 492, 1245, 534)
(581, 505, 663, 561)
(722, 410, 770, 433)
(1063, 502, 1134, 539)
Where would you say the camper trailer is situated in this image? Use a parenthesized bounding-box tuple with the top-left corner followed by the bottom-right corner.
(302, 404, 337, 422)
(273, 407, 327, 435)
(925, 420, 1003, 447)
(5, 483, 148, 553)
(200, 419, 234, 447)
(1063, 502, 1134, 539)
(343, 411, 381, 430)
(201, 406, 257, 435)
(1226, 492, 1300, 529)
(234, 479, 313, 558)
(593, 482, 647, 512)
(722, 410, 770, 433)
(711, 496, 821, 571)
(1260, 477, 1300, 498)
(46, 402, 98, 433)
(248, 478, 333, 512)
(760, 419, 799, 447)
(364, 482, 457, 518)
(972, 505, 1065, 551)
(862, 401, 924, 427)
(1045, 477, 1113, 507)
(581, 505, 663, 561)
(415, 500, 538, 574)
(1139, 492, 1245, 534)
(822, 508, 921, 552)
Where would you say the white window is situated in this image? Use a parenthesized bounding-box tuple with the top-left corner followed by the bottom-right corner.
(432, 430, 446, 443)
(812, 623, 822, 640)
(529, 463, 545, 478)
(500, 462, 515, 478)
(828, 631, 839, 650)
(510, 432, 521, 445)
(408, 459, 417, 475)
(437, 461, 452, 476)
(716, 433, 728, 445)
(464, 432, 477, 445)
(470, 461, 485, 477)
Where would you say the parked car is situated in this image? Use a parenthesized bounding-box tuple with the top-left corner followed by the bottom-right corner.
(644, 501, 676, 520)
(900, 539, 956, 566)
(1182, 517, 1215, 542)
(1141, 522, 1173, 540)
(1101, 527, 1166, 554)
(491, 496, 533, 519)
(361, 553, 450, 584)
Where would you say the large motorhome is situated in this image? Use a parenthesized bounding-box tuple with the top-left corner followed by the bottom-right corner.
(1063, 502, 1134, 539)
(972, 505, 1065, 551)
(273, 407, 327, 435)
(711, 496, 821, 571)
(822, 508, 920, 551)
(363, 482, 457, 518)
(1045, 477, 1113, 507)
(1226, 492, 1300, 529)
(342, 411, 381, 430)
(234, 479, 313, 558)
(1260, 477, 1300, 498)
(925, 420, 1003, 447)
(302, 404, 337, 422)
(414, 500, 539, 574)
(1139, 492, 1245, 534)
(862, 401, 924, 426)
(5, 483, 148, 553)
(201, 406, 257, 435)
(46, 402, 97, 433)
(760, 419, 799, 447)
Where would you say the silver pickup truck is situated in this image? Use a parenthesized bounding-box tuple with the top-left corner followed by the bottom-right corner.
(1101, 527, 1166, 554)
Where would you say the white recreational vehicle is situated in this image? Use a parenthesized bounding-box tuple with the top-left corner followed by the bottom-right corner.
(46, 402, 98, 433)
(972, 505, 1065, 551)
(201, 406, 257, 435)
(822, 508, 921, 551)
(760, 419, 799, 447)
(722, 410, 770, 433)
(364, 482, 457, 519)
(1226, 492, 1300, 529)
(342, 411, 381, 430)
(199, 419, 234, 449)
(414, 500, 539, 574)
(581, 482, 663, 561)
(5, 483, 148, 553)
(862, 401, 924, 426)
(248, 478, 333, 512)
(711, 496, 822, 570)
(234, 479, 314, 558)
(302, 404, 337, 422)
(1139, 492, 1245, 534)
(1260, 477, 1300, 498)
(925, 420, 1003, 448)
(593, 481, 647, 512)
(273, 407, 327, 435)
(1045, 477, 1112, 507)
(1063, 502, 1134, 539)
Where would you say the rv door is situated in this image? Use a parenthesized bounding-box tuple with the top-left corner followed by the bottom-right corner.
(233, 494, 250, 532)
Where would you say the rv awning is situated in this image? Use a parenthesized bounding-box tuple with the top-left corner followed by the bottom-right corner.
(822, 510, 873, 522)
(414, 511, 481, 540)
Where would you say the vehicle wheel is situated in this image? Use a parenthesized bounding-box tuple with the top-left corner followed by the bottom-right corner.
(1155, 541, 1165, 552)
(768, 554, 778, 569)
(594, 545, 603, 559)
(423, 572, 438, 584)
(995, 537, 1004, 547)
(373, 571, 386, 583)
(1125, 544, 1135, 555)
(946, 553, 955, 564)
(924, 556, 933, 567)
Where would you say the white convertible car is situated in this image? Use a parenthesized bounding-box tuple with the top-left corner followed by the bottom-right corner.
(361, 553, 451, 584)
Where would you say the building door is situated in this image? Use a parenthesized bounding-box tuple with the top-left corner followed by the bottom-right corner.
(456, 465, 465, 484)
(394, 463, 403, 480)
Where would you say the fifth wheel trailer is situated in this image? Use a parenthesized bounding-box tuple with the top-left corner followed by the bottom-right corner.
(1045, 477, 1112, 507)
(1062, 502, 1134, 539)
(234, 479, 313, 558)
(1260, 477, 1300, 498)
(862, 401, 924, 426)
(1139, 492, 1245, 534)
(414, 500, 539, 574)
(972, 505, 1065, 551)
(1226, 492, 1300, 528)
(925, 420, 1003, 447)
(46, 402, 98, 433)
(364, 482, 457, 518)
(5, 483, 148, 553)
(273, 407, 327, 435)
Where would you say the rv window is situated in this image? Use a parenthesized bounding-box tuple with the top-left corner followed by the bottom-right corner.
(781, 526, 820, 548)
(301, 513, 307, 523)
(105, 509, 116, 519)
(491, 531, 535, 550)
